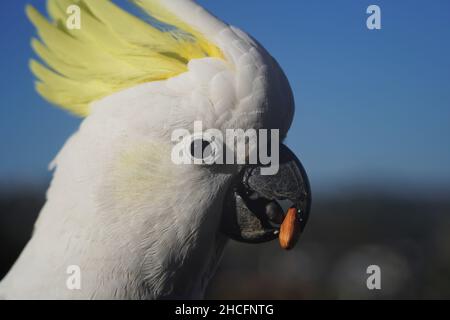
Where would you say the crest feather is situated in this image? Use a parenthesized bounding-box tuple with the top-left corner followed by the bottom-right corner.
(26, 0, 223, 116)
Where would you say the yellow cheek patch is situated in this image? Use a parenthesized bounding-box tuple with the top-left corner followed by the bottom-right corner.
(26, 0, 223, 117)
(108, 141, 177, 205)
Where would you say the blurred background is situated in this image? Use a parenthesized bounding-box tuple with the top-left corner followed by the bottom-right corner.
(1, 0, 449, 299)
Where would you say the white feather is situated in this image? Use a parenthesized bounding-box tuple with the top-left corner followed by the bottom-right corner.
(0, 0, 295, 299)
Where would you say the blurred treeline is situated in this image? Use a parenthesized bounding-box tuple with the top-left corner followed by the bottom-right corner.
(1, 185, 450, 299)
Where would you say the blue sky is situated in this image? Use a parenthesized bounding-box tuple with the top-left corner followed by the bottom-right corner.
(1, 0, 449, 194)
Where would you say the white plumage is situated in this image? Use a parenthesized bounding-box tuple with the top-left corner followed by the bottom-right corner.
(0, 0, 295, 299)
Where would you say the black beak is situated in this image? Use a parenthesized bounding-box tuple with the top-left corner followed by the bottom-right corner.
(220, 144, 311, 249)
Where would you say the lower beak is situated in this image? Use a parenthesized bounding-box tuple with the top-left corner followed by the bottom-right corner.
(221, 144, 311, 250)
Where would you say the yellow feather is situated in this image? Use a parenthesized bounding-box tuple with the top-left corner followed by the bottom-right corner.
(134, 0, 224, 58)
(26, 0, 223, 116)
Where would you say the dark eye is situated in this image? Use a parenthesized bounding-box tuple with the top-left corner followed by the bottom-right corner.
(190, 139, 213, 160)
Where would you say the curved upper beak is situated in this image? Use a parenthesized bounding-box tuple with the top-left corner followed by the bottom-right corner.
(221, 144, 311, 249)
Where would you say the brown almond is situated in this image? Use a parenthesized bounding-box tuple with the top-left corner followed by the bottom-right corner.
(279, 207, 301, 250)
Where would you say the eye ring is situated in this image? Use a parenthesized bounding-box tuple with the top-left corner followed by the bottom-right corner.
(190, 138, 213, 161)
(182, 132, 223, 164)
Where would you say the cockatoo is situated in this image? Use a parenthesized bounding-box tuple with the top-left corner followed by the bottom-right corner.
(0, 0, 311, 299)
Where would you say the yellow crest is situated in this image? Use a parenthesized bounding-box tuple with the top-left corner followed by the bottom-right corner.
(26, 0, 223, 116)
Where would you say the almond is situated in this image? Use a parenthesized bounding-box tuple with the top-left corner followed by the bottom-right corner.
(279, 207, 301, 250)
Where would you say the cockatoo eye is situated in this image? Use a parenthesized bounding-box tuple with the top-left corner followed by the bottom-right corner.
(190, 139, 214, 161)
(220, 144, 311, 250)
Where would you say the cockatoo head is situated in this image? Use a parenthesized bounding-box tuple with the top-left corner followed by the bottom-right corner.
(25, 0, 311, 297)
